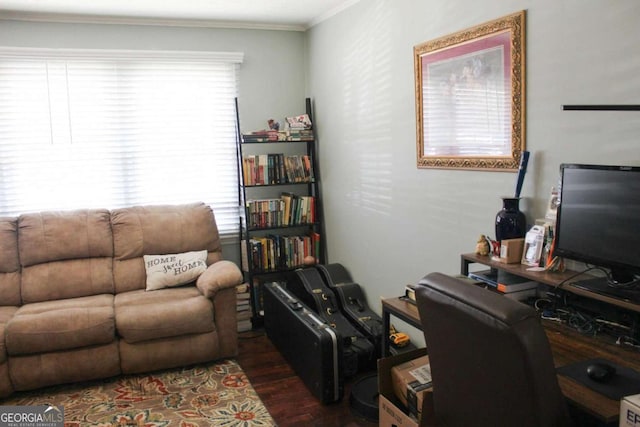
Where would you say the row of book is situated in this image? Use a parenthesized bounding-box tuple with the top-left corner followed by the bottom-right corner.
(241, 129, 313, 143)
(236, 283, 252, 332)
(241, 232, 320, 273)
(242, 154, 313, 186)
(246, 194, 315, 229)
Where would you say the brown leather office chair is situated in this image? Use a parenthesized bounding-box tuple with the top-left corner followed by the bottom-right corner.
(415, 272, 574, 427)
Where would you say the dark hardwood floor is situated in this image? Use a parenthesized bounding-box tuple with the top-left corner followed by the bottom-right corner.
(237, 329, 379, 427)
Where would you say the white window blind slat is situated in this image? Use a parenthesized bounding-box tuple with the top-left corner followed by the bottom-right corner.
(0, 49, 242, 238)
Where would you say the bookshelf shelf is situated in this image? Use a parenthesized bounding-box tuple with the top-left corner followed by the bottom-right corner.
(235, 98, 325, 327)
(245, 181, 314, 188)
(247, 223, 320, 232)
(241, 140, 314, 144)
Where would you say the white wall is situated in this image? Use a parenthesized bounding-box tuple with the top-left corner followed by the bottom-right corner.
(2, 2, 640, 324)
(307, 0, 640, 314)
(0, 18, 310, 265)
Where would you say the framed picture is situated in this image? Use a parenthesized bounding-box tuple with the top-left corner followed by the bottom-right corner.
(414, 11, 526, 171)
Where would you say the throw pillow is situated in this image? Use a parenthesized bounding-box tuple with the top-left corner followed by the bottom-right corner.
(143, 250, 208, 291)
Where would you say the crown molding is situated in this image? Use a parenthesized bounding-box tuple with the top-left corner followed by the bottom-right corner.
(0, 10, 307, 32)
(0, 46, 244, 63)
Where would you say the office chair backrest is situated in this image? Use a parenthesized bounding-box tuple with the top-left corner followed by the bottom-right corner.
(416, 273, 573, 427)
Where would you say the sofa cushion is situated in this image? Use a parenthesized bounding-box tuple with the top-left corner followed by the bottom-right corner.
(0, 217, 21, 306)
(9, 342, 120, 392)
(6, 294, 115, 356)
(18, 209, 114, 303)
(119, 331, 217, 374)
(18, 209, 113, 267)
(21, 258, 114, 304)
(0, 306, 18, 363)
(115, 287, 215, 343)
(111, 203, 223, 293)
(143, 250, 208, 291)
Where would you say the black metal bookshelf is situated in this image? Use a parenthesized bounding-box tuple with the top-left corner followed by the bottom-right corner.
(235, 98, 325, 327)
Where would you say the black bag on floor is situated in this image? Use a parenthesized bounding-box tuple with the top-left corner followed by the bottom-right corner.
(315, 263, 384, 357)
(263, 282, 344, 404)
(287, 267, 376, 375)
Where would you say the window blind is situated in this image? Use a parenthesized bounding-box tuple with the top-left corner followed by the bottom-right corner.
(0, 48, 243, 238)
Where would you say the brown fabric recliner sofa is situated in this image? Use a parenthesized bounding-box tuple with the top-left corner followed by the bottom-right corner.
(0, 202, 242, 398)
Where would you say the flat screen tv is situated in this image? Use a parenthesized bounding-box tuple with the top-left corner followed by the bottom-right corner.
(555, 163, 640, 301)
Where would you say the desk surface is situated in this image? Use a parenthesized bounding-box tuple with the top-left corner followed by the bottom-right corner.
(381, 296, 640, 424)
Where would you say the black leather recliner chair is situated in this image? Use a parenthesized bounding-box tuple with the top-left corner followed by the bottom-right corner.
(415, 272, 574, 427)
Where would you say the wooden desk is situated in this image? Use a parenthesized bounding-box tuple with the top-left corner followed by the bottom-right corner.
(380, 295, 640, 424)
(544, 320, 640, 423)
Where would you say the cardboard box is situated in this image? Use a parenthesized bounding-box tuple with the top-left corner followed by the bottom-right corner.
(391, 355, 432, 420)
(621, 394, 640, 426)
(495, 238, 524, 264)
(380, 394, 420, 427)
(379, 348, 434, 427)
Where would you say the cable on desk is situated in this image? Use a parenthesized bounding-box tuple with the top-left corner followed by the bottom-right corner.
(617, 335, 640, 350)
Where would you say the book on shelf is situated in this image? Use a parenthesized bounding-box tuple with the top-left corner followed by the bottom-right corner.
(242, 231, 320, 273)
(237, 292, 250, 301)
(237, 309, 252, 321)
(242, 130, 279, 142)
(310, 230, 321, 264)
(285, 114, 312, 129)
(237, 318, 252, 333)
(245, 193, 316, 229)
(242, 129, 313, 142)
(281, 192, 293, 226)
(287, 129, 314, 141)
(242, 154, 313, 186)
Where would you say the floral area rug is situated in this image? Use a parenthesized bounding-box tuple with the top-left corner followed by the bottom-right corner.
(1, 359, 276, 427)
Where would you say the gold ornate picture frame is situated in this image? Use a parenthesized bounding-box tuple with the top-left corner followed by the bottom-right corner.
(414, 11, 526, 171)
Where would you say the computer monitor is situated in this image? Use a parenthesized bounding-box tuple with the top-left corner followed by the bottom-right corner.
(554, 163, 640, 301)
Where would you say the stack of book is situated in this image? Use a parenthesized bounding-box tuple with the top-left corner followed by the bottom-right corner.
(242, 130, 279, 142)
(285, 114, 313, 141)
(286, 114, 312, 129)
(236, 283, 252, 332)
(287, 128, 313, 141)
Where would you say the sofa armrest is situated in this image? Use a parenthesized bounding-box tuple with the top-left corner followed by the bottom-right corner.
(196, 260, 243, 298)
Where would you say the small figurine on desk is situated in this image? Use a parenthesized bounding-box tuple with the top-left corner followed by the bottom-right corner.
(475, 234, 491, 256)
